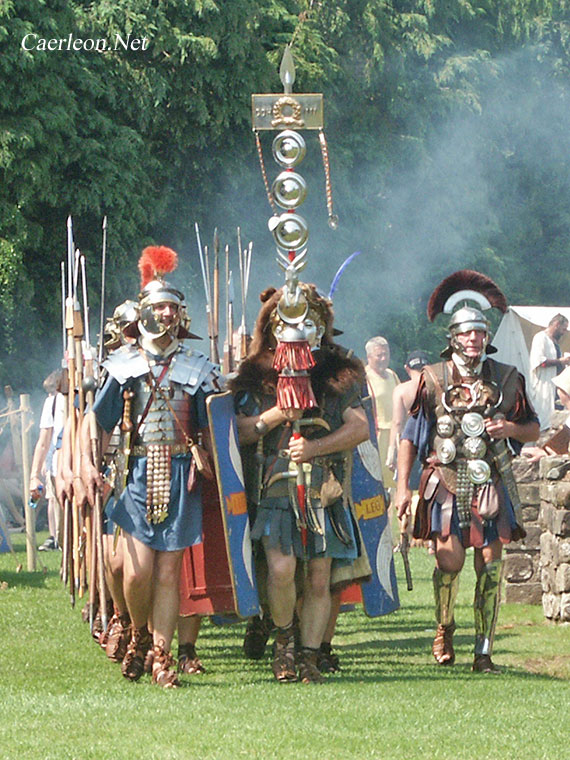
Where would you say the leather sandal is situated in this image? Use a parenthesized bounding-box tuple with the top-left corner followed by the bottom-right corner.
(298, 649, 324, 684)
(472, 654, 501, 674)
(121, 626, 153, 681)
(243, 613, 274, 660)
(152, 644, 180, 688)
(272, 631, 297, 683)
(432, 622, 456, 665)
(105, 613, 131, 663)
(317, 643, 340, 673)
(177, 643, 206, 674)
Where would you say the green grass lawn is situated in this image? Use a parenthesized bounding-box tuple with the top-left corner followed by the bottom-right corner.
(0, 532, 568, 760)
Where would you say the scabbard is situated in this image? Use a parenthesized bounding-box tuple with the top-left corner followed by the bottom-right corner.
(399, 534, 413, 591)
(491, 439, 523, 527)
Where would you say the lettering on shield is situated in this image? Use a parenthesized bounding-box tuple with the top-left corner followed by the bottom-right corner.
(355, 494, 386, 521)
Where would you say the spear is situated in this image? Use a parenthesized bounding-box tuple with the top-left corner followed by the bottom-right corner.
(237, 232, 253, 361)
(81, 254, 108, 628)
(213, 229, 220, 363)
(237, 228, 247, 362)
(195, 223, 218, 364)
(60, 262, 66, 366)
(60, 258, 69, 587)
(64, 217, 77, 605)
(223, 243, 230, 373)
(73, 249, 86, 597)
(97, 216, 107, 372)
(223, 256, 235, 374)
(80, 254, 94, 604)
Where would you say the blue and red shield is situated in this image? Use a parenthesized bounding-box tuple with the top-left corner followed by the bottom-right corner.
(351, 394, 400, 617)
(179, 392, 259, 618)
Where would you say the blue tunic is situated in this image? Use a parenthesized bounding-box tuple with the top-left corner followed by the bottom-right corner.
(94, 371, 210, 552)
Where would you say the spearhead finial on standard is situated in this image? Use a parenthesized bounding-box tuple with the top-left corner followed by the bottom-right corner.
(280, 44, 296, 94)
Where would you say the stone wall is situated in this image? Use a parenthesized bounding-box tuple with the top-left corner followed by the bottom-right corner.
(538, 455, 570, 622)
(504, 457, 542, 604)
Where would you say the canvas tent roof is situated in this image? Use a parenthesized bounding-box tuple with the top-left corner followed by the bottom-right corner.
(492, 306, 570, 386)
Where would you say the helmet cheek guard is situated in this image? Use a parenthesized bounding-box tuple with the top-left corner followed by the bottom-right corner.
(138, 280, 184, 339)
(448, 305, 490, 364)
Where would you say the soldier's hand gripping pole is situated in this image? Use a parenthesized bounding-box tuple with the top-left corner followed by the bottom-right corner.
(397, 527, 413, 591)
(88, 413, 108, 633)
(291, 427, 308, 549)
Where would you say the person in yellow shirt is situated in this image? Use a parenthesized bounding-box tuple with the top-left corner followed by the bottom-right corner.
(364, 336, 400, 490)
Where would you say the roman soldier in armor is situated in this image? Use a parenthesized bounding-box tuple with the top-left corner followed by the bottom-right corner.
(395, 271, 539, 673)
(230, 282, 369, 683)
(82, 246, 221, 688)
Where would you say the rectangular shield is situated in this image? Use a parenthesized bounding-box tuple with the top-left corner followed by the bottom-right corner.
(206, 391, 259, 618)
(351, 393, 400, 617)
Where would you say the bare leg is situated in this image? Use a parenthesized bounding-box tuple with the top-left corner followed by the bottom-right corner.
(474, 539, 503, 573)
(122, 532, 154, 628)
(296, 557, 332, 684)
(101, 533, 131, 662)
(178, 614, 202, 645)
(263, 539, 297, 627)
(151, 549, 184, 651)
(435, 533, 466, 573)
(322, 588, 341, 645)
(103, 533, 127, 615)
(318, 588, 342, 673)
(300, 557, 332, 649)
(263, 539, 298, 682)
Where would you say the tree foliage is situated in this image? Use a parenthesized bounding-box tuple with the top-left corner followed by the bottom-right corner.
(1, 0, 570, 385)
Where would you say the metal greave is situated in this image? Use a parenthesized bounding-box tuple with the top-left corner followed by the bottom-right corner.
(433, 567, 460, 627)
(474, 559, 503, 656)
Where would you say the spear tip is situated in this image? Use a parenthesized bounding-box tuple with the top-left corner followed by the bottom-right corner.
(102, 216, 107, 230)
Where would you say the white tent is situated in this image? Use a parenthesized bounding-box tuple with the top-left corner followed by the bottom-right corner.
(492, 306, 570, 387)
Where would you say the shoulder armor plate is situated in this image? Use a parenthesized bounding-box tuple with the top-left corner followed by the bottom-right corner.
(102, 346, 149, 385)
(171, 348, 221, 395)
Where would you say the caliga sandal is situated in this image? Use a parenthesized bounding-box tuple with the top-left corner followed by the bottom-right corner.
(432, 622, 456, 665)
(121, 625, 153, 681)
(177, 643, 206, 674)
(152, 644, 181, 688)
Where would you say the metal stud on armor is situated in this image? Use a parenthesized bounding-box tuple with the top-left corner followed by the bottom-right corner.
(146, 444, 171, 524)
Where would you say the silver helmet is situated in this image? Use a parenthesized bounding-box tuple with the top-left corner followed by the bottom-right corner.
(136, 245, 199, 342)
(427, 270, 507, 366)
(139, 280, 185, 339)
(104, 299, 139, 349)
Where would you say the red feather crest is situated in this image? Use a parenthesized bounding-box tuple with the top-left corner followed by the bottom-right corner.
(138, 246, 178, 289)
(427, 269, 507, 322)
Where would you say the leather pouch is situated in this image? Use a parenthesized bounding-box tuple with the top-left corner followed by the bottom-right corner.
(478, 482, 499, 520)
(320, 469, 343, 508)
(190, 442, 215, 481)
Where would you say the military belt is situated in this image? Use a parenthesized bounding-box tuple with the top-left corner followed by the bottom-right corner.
(131, 443, 190, 457)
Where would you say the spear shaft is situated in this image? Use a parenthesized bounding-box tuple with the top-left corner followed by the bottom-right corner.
(213, 232, 220, 360)
(98, 217, 107, 371)
(195, 224, 219, 364)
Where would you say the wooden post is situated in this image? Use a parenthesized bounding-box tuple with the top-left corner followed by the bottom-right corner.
(5, 385, 22, 472)
(20, 394, 36, 571)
